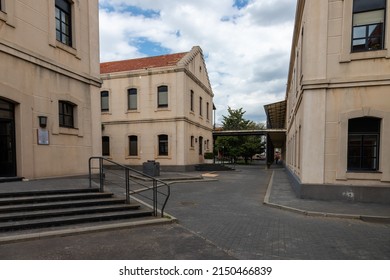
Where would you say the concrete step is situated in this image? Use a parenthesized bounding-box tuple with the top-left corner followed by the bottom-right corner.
(0, 204, 141, 222)
(0, 191, 114, 205)
(0, 209, 154, 231)
(0, 197, 127, 213)
(0, 188, 100, 198)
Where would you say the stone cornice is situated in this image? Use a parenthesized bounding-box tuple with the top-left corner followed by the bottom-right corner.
(0, 39, 102, 87)
(102, 117, 213, 132)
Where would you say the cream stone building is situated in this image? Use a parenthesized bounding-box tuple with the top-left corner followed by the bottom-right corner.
(0, 0, 101, 179)
(283, 0, 390, 203)
(100, 46, 214, 171)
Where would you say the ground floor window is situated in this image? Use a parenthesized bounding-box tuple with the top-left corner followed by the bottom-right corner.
(102, 136, 110, 156)
(129, 135, 138, 156)
(158, 134, 168, 156)
(59, 101, 75, 128)
(348, 117, 381, 171)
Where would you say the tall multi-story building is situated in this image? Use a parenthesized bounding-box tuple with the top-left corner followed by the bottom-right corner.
(0, 0, 101, 179)
(284, 0, 390, 203)
(100, 46, 214, 171)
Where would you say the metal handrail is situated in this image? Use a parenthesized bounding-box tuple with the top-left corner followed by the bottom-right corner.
(88, 157, 171, 217)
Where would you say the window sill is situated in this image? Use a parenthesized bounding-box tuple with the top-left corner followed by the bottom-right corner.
(54, 41, 80, 59)
(125, 156, 140, 159)
(59, 127, 79, 136)
(346, 171, 382, 180)
(156, 156, 171, 159)
(155, 108, 170, 112)
(340, 49, 388, 63)
(126, 110, 139, 114)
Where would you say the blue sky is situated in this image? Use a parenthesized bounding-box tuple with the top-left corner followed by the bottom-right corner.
(99, 0, 296, 123)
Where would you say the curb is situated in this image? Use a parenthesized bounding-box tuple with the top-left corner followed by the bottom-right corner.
(263, 170, 390, 223)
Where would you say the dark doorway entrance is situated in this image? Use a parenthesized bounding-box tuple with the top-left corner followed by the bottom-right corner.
(0, 98, 16, 177)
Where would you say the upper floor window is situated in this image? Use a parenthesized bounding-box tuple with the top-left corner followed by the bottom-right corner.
(190, 90, 194, 112)
(352, 0, 386, 52)
(128, 88, 137, 110)
(55, 0, 72, 46)
(101, 91, 109, 112)
(157, 86, 168, 108)
(348, 117, 381, 171)
(206, 102, 210, 120)
(199, 97, 203, 116)
(158, 134, 168, 156)
(58, 100, 75, 128)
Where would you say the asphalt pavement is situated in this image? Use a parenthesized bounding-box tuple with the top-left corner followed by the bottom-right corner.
(0, 163, 389, 259)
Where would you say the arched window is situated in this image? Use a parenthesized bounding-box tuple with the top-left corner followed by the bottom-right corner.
(348, 117, 381, 171)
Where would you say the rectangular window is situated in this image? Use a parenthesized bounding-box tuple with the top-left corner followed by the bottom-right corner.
(190, 136, 194, 148)
(58, 101, 75, 128)
(128, 88, 137, 110)
(352, 0, 386, 52)
(158, 134, 168, 156)
(129, 135, 138, 156)
(158, 86, 168, 108)
(101, 91, 109, 112)
(55, 0, 72, 46)
(102, 136, 110, 156)
(199, 97, 203, 116)
(190, 90, 194, 112)
(206, 102, 210, 120)
(348, 117, 381, 171)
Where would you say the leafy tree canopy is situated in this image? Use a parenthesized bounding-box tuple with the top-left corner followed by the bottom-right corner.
(215, 107, 265, 163)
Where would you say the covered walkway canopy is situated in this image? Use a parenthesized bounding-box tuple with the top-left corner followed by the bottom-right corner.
(263, 100, 287, 163)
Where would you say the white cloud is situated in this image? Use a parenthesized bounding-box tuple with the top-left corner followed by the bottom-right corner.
(99, 0, 295, 123)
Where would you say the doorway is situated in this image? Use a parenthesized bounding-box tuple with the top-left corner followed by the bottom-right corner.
(0, 98, 16, 177)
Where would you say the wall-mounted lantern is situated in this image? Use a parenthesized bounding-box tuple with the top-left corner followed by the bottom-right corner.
(38, 116, 48, 128)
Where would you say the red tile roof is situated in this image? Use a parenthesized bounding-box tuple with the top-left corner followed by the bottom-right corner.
(100, 52, 188, 74)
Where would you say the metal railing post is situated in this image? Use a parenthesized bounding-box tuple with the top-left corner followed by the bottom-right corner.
(153, 179, 158, 216)
(125, 168, 130, 204)
(99, 157, 104, 192)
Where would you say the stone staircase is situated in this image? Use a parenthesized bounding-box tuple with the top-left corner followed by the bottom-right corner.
(0, 187, 153, 231)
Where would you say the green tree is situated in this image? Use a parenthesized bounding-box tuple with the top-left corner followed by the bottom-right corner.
(215, 107, 265, 164)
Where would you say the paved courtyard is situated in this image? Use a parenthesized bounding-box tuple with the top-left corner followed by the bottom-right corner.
(0, 165, 389, 259)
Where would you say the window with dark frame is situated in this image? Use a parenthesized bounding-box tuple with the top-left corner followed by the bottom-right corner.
(129, 135, 138, 156)
(58, 101, 75, 128)
(190, 90, 194, 111)
(158, 134, 168, 156)
(101, 91, 109, 112)
(348, 117, 381, 171)
(128, 88, 137, 110)
(352, 0, 386, 52)
(102, 136, 110, 156)
(199, 97, 203, 116)
(206, 102, 210, 120)
(157, 86, 168, 108)
(55, 0, 72, 46)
